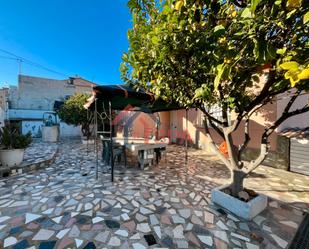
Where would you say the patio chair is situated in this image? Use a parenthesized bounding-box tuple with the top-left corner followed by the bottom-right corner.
(101, 138, 127, 166)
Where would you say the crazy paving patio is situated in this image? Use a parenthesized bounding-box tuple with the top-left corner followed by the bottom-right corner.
(0, 140, 308, 249)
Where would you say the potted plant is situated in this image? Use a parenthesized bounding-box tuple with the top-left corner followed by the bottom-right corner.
(58, 93, 94, 144)
(0, 124, 32, 167)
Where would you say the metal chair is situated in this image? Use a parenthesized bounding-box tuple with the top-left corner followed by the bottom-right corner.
(101, 138, 126, 166)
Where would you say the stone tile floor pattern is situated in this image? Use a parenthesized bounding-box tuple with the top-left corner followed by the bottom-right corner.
(189, 149, 309, 212)
(0, 140, 308, 249)
(22, 140, 58, 166)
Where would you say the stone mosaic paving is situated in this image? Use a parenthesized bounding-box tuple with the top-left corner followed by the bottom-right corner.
(22, 140, 58, 166)
(189, 149, 309, 212)
(0, 140, 58, 178)
(0, 140, 307, 249)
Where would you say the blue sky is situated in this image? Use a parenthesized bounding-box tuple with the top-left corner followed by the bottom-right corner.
(0, 0, 132, 87)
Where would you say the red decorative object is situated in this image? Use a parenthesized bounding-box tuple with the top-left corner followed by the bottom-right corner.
(219, 141, 229, 156)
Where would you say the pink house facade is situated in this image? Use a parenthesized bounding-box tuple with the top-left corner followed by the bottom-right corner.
(116, 91, 309, 172)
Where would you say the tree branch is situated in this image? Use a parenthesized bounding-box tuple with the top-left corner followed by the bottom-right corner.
(208, 118, 225, 139)
(244, 68, 276, 115)
(283, 89, 302, 114)
(223, 129, 239, 169)
(237, 115, 251, 162)
(237, 102, 267, 161)
(218, 85, 229, 127)
(203, 116, 233, 170)
(200, 105, 224, 126)
(232, 79, 290, 133)
(245, 104, 309, 174)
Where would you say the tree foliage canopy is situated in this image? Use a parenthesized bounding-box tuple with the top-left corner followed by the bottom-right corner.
(58, 93, 92, 137)
(122, 0, 309, 194)
(121, 0, 309, 113)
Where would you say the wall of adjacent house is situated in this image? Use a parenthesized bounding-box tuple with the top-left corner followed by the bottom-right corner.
(168, 103, 294, 170)
(0, 107, 5, 127)
(14, 75, 75, 110)
(115, 111, 169, 139)
(277, 91, 309, 131)
(0, 88, 9, 127)
(8, 75, 95, 138)
(169, 105, 278, 152)
(158, 111, 170, 138)
(9, 109, 82, 138)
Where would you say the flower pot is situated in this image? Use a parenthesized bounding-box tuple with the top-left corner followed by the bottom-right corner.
(211, 185, 268, 220)
(0, 149, 25, 167)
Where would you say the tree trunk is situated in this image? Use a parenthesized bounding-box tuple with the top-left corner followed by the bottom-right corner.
(81, 123, 91, 138)
(230, 170, 246, 197)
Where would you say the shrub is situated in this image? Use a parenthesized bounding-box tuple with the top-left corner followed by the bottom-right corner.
(57, 93, 92, 138)
(0, 124, 32, 149)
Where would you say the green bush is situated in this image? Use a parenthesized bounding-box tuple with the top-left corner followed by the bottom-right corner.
(0, 124, 32, 149)
(57, 93, 92, 138)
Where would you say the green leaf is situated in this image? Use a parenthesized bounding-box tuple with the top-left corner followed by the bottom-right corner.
(214, 25, 225, 33)
(241, 8, 252, 18)
(287, 9, 297, 19)
(276, 47, 287, 55)
(253, 39, 259, 59)
(267, 44, 277, 59)
(175, 1, 184, 11)
(304, 11, 309, 24)
(194, 88, 203, 99)
(286, 0, 302, 9)
(122, 53, 129, 62)
(233, 31, 245, 37)
(151, 36, 159, 44)
(298, 69, 309, 80)
(250, 0, 260, 13)
(213, 25, 225, 37)
(275, 0, 282, 5)
(214, 63, 225, 90)
(280, 61, 299, 71)
(253, 38, 268, 63)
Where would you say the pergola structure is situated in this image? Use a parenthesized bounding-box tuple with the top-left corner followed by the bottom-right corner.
(84, 84, 189, 182)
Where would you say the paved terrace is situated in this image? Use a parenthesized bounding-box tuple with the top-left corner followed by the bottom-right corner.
(0, 140, 308, 249)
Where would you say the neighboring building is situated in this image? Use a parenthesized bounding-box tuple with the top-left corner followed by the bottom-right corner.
(0, 87, 9, 127)
(115, 111, 170, 139)
(168, 90, 309, 172)
(7, 74, 96, 137)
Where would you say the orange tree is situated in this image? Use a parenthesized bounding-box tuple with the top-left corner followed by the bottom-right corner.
(121, 0, 309, 195)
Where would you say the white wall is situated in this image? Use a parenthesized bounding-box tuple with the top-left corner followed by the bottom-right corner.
(9, 109, 82, 137)
(22, 120, 82, 138)
(0, 107, 5, 127)
(16, 75, 75, 110)
(22, 121, 42, 136)
(59, 122, 82, 137)
(7, 74, 95, 138)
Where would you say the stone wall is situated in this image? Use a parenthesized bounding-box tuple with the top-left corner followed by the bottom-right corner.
(7, 75, 95, 137)
(16, 75, 75, 110)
